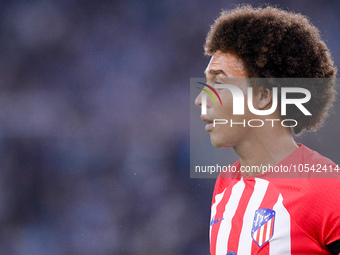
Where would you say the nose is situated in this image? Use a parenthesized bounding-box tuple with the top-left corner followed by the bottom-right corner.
(195, 89, 203, 108)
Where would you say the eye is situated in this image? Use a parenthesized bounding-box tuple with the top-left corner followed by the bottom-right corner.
(215, 78, 225, 85)
(214, 81, 224, 91)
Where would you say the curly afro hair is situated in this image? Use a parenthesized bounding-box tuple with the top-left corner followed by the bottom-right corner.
(205, 5, 337, 134)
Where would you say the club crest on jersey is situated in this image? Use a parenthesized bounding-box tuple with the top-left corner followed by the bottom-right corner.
(251, 208, 275, 247)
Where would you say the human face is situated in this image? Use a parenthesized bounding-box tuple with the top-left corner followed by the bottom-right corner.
(195, 50, 254, 148)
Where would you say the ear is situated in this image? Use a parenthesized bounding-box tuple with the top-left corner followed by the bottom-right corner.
(253, 87, 273, 110)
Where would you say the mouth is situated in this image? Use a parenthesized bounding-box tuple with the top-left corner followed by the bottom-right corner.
(201, 116, 214, 131)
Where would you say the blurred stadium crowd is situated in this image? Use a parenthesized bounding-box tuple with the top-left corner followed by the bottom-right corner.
(0, 0, 339, 254)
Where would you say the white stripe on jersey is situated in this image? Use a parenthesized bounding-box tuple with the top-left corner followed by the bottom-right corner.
(237, 178, 269, 254)
(258, 220, 264, 245)
(253, 226, 258, 242)
(215, 178, 245, 255)
(210, 189, 226, 243)
(270, 194, 291, 254)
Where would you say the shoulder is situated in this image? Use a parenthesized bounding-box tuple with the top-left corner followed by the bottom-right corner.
(300, 145, 335, 165)
(268, 176, 340, 246)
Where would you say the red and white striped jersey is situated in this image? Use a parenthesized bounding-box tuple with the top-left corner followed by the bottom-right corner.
(210, 144, 340, 255)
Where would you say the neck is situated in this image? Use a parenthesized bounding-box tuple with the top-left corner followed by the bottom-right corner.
(233, 126, 298, 175)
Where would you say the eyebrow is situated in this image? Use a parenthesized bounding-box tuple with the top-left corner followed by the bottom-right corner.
(205, 69, 228, 77)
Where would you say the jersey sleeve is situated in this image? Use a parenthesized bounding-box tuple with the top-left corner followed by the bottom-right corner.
(293, 177, 340, 247)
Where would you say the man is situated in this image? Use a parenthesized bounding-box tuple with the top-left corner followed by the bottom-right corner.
(195, 6, 340, 255)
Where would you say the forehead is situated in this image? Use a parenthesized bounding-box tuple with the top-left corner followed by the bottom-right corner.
(205, 50, 246, 77)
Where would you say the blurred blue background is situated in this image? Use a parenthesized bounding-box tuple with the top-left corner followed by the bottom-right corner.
(0, 0, 339, 254)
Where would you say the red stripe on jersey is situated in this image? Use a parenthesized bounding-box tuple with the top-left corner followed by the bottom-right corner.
(227, 179, 256, 252)
(210, 179, 239, 255)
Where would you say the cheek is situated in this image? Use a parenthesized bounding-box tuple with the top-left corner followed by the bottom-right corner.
(217, 104, 233, 117)
(215, 94, 234, 116)
(213, 90, 254, 121)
